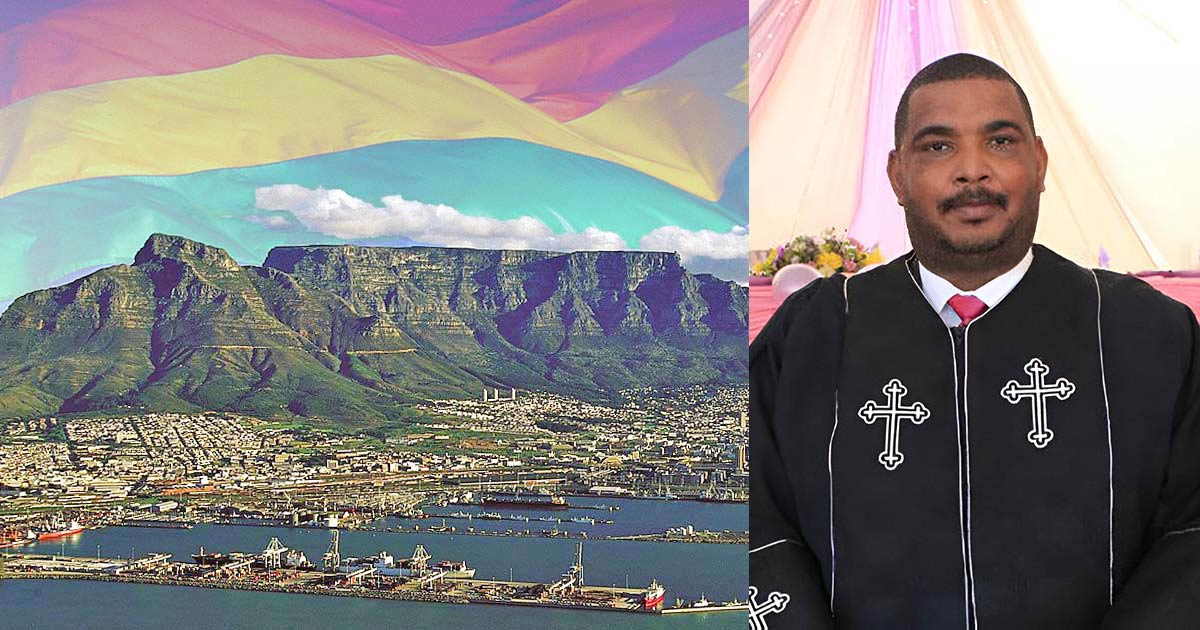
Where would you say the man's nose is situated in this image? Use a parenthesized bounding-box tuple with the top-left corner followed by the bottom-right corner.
(953, 145, 992, 184)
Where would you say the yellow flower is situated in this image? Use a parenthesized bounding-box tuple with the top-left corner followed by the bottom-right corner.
(816, 251, 843, 271)
(863, 248, 885, 266)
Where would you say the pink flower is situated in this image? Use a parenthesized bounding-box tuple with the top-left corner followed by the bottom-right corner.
(842, 258, 858, 273)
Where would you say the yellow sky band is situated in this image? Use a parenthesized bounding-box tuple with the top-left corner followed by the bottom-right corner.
(0, 53, 745, 202)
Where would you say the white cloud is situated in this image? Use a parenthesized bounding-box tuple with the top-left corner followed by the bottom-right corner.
(249, 185, 749, 281)
(252, 185, 626, 252)
(639, 225, 748, 262)
(244, 214, 293, 230)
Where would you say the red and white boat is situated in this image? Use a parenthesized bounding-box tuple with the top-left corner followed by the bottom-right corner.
(37, 520, 84, 540)
(644, 579, 666, 610)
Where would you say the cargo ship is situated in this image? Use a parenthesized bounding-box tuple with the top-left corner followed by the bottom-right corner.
(36, 520, 84, 540)
(433, 559, 475, 578)
(338, 546, 477, 579)
(192, 547, 233, 566)
(644, 579, 666, 610)
(481, 492, 569, 510)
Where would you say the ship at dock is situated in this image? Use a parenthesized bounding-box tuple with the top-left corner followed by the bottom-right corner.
(191, 547, 231, 567)
(191, 542, 313, 570)
(644, 579, 666, 610)
(338, 544, 477, 579)
(481, 491, 569, 510)
(35, 520, 85, 541)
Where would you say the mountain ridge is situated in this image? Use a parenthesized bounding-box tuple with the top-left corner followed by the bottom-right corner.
(0, 234, 748, 424)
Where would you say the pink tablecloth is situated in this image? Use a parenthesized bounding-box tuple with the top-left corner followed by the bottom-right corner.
(750, 278, 1200, 344)
(749, 285, 782, 344)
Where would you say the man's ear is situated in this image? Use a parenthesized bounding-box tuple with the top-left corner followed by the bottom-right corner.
(1034, 136, 1048, 193)
(887, 149, 904, 204)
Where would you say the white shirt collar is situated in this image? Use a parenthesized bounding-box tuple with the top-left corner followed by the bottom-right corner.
(917, 248, 1034, 326)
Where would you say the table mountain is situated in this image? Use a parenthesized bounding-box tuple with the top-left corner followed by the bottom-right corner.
(0, 234, 747, 424)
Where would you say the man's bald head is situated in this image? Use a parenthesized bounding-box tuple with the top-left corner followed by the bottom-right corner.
(894, 53, 1035, 148)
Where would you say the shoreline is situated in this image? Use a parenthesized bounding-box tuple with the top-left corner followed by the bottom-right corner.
(1, 572, 746, 616)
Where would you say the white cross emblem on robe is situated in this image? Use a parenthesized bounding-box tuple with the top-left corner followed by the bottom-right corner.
(858, 378, 930, 470)
(749, 586, 790, 630)
(1001, 357, 1076, 448)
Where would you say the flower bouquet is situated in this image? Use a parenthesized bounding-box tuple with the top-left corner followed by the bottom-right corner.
(752, 229, 884, 279)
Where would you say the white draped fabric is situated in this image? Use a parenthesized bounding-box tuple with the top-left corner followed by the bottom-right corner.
(751, 0, 1200, 272)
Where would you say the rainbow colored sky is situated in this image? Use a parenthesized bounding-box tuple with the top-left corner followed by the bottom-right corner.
(0, 1, 749, 311)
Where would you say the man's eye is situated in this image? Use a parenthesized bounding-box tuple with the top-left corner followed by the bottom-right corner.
(990, 136, 1015, 149)
(925, 141, 951, 153)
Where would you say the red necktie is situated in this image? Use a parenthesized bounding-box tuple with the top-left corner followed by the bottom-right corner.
(947, 294, 988, 326)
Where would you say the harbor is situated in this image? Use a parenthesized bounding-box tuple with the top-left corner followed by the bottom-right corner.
(0, 500, 746, 624)
(0, 396, 747, 629)
(2, 532, 745, 616)
(0, 579, 735, 630)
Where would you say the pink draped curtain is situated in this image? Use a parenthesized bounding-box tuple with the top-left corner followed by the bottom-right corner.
(749, 0, 812, 116)
(848, 0, 960, 257)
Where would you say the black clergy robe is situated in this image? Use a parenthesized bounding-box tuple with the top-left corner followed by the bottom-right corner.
(750, 245, 1200, 630)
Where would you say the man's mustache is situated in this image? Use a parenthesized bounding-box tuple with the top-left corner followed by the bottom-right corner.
(938, 188, 1008, 212)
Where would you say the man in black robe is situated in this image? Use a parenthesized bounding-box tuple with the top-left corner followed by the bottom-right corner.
(750, 53, 1200, 629)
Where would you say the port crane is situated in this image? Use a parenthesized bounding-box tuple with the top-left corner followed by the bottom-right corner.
(322, 530, 340, 573)
(548, 543, 585, 595)
(262, 537, 288, 570)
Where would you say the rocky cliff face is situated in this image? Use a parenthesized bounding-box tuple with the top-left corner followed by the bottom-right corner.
(0, 234, 747, 423)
